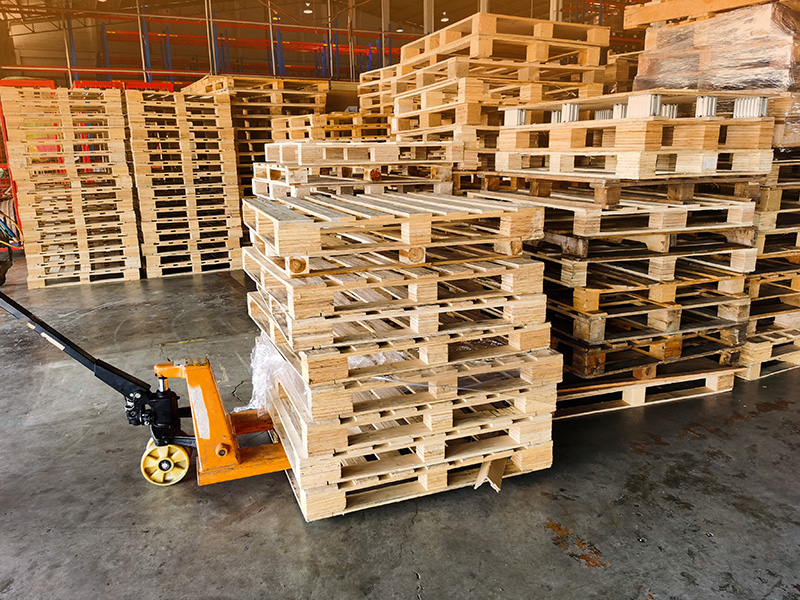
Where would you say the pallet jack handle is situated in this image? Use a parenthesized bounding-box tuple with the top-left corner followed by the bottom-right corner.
(1, 290, 289, 486)
(0, 290, 153, 401)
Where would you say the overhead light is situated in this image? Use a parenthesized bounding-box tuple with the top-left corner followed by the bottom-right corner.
(440, 11, 449, 23)
(396, 27, 404, 32)
(303, 2, 313, 13)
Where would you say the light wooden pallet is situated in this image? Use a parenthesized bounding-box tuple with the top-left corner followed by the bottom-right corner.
(393, 77, 544, 118)
(468, 188, 755, 249)
(737, 325, 800, 380)
(623, 0, 769, 29)
(554, 358, 739, 419)
(390, 56, 605, 100)
(399, 13, 609, 65)
(246, 276, 546, 350)
(494, 90, 775, 179)
(271, 112, 391, 141)
(252, 156, 455, 198)
(243, 244, 541, 319)
(286, 439, 554, 521)
(241, 191, 542, 276)
(457, 171, 765, 207)
(395, 125, 502, 170)
(264, 140, 463, 168)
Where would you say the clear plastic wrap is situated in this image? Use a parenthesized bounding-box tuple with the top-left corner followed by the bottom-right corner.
(244, 333, 312, 417)
(634, 2, 800, 92)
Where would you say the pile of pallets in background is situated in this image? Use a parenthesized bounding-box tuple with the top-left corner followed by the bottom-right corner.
(357, 13, 611, 170)
(270, 112, 390, 141)
(736, 157, 800, 379)
(243, 157, 562, 519)
(182, 76, 329, 200)
(619, 0, 800, 382)
(1, 86, 140, 288)
(250, 140, 460, 200)
(124, 89, 241, 278)
(455, 89, 779, 416)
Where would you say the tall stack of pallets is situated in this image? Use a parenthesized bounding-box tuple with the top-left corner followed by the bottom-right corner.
(124, 89, 241, 278)
(462, 89, 776, 417)
(181, 76, 329, 200)
(357, 13, 611, 171)
(736, 157, 800, 379)
(1, 86, 140, 288)
(242, 143, 562, 520)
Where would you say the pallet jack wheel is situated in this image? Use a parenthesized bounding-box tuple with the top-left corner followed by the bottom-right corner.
(140, 443, 190, 486)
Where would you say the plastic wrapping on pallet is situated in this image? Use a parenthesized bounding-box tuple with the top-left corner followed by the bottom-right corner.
(248, 333, 312, 417)
(633, 2, 800, 91)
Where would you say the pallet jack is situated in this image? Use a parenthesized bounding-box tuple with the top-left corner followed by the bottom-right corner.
(0, 290, 290, 486)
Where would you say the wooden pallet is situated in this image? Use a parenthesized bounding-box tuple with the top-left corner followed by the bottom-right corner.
(271, 112, 391, 141)
(554, 358, 739, 419)
(251, 151, 456, 199)
(624, 0, 770, 29)
(469, 188, 755, 243)
(552, 318, 744, 377)
(548, 288, 750, 345)
(263, 140, 463, 167)
(737, 325, 800, 380)
(243, 243, 541, 316)
(533, 239, 757, 288)
(390, 57, 605, 101)
(393, 77, 545, 118)
(494, 90, 774, 179)
(241, 191, 541, 277)
(399, 13, 609, 65)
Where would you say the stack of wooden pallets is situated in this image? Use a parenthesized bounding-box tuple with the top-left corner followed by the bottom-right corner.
(250, 140, 460, 199)
(358, 13, 610, 170)
(471, 181, 760, 418)
(270, 112, 391, 141)
(448, 90, 780, 418)
(494, 90, 775, 180)
(242, 154, 562, 519)
(182, 76, 329, 199)
(124, 89, 241, 278)
(358, 65, 397, 116)
(2, 86, 140, 288)
(734, 157, 800, 379)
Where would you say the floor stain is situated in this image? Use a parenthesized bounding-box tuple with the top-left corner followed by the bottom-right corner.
(724, 400, 790, 426)
(631, 434, 670, 455)
(679, 423, 718, 438)
(544, 519, 610, 568)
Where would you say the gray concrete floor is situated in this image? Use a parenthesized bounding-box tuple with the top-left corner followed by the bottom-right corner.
(1, 255, 798, 600)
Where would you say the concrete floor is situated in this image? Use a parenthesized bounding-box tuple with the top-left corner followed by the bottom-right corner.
(1, 256, 799, 600)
